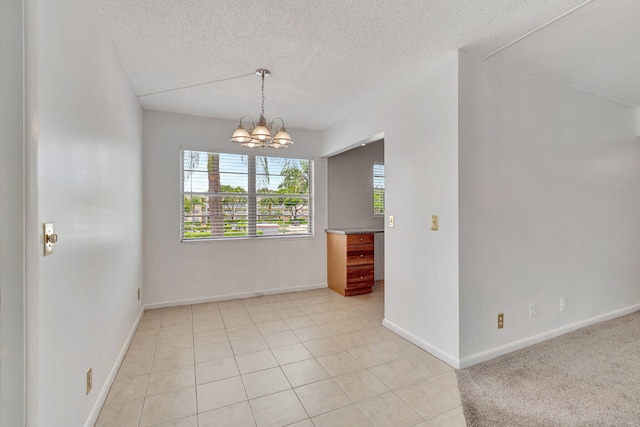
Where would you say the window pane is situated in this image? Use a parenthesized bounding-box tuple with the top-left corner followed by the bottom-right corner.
(218, 153, 248, 190)
(257, 156, 310, 195)
(256, 195, 311, 236)
(182, 150, 312, 240)
(184, 152, 249, 194)
(374, 164, 385, 216)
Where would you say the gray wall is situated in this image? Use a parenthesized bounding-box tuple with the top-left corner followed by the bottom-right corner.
(0, 0, 25, 425)
(328, 140, 385, 280)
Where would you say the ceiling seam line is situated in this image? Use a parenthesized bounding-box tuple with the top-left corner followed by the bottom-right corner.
(138, 72, 256, 98)
(483, 0, 596, 61)
(480, 59, 635, 109)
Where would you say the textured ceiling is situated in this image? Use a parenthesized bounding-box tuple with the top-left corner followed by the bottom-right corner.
(97, 0, 639, 131)
(474, 0, 640, 107)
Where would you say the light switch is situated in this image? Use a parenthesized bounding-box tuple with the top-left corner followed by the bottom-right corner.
(388, 215, 395, 228)
(431, 215, 439, 231)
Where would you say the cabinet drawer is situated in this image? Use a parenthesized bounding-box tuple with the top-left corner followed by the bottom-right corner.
(346, 266, 374, 288)
(347, 233, 374, 246)
(346, 247, 374, 266)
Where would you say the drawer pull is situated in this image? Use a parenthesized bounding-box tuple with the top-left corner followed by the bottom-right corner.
(360, 254, 364, 258)
(360, 276, 364, 279)
(360, 237, 364, 241)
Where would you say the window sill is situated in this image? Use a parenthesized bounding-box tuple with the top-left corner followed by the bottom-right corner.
(180, 234, 315, 244)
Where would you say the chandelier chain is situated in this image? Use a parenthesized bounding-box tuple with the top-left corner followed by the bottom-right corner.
(261, 72, 265, 117)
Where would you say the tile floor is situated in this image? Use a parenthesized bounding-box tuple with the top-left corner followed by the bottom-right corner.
(96, 283, 466, 427)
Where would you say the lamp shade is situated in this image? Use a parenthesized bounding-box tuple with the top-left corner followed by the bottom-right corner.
(230, 125, 252, 143)
(272, 128, 293, 145)
(251, 125, 271, 141)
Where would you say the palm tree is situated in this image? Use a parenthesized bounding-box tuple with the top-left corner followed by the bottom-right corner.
(184, 150, 200, 176)
(278, 160, 310, 221)
(256, 156, 271, 188)
(208, 154, 224, 237)
(279, 160, 309, 194)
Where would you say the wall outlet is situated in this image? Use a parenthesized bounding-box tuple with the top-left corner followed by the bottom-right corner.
(137, 288, 141, 301)
(86, 367, 92, 395)
(497, 313, 504, 329)
(529, 304, 537, 318)
(560, 298, 566, 312)
(388, 215, 395, 228)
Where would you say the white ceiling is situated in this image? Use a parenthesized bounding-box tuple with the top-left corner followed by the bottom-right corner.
(97, 0, 640, 131)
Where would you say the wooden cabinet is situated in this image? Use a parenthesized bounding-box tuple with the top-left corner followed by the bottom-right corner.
(327, 232, 375, 296)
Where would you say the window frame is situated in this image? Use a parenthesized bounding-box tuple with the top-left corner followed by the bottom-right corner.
(180, 147, 314, 242)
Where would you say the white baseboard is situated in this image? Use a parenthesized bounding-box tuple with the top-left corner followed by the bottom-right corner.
(460, 303, 640, 368)
(145, 283, 329, 309)
(382, 318, 460, 369)
(84, 306, 145, 427)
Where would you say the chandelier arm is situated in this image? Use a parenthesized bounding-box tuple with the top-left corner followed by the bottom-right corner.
(239, 116, 256, 129)
(269, 117, 285, 131)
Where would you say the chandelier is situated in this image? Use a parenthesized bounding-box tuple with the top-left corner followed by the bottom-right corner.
(230, 69, 293, 149)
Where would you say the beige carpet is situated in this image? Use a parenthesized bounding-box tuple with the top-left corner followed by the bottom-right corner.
(457, 311, 640, 426)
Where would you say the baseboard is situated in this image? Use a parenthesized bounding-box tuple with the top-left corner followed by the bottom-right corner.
(460, 303, 640, 368)
(84, 306, 145, 427)
(145, 283, 329, 309)
(382, 318, 460, 369)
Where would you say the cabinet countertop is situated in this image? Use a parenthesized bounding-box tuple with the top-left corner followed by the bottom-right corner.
(325, 228, 384, 235)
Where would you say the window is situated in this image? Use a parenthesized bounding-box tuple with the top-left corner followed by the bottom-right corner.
(182, 150, 312, 240)
(373, 163, 385, 216)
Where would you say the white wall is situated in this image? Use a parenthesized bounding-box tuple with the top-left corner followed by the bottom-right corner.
(0, 0, 25, 425)
(458, 51, 640, 366)
(322, 52, 461, 366)
(143, 111, 327, 306)
(328, 140, 385, 279)
(24, 0, 144, 425)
